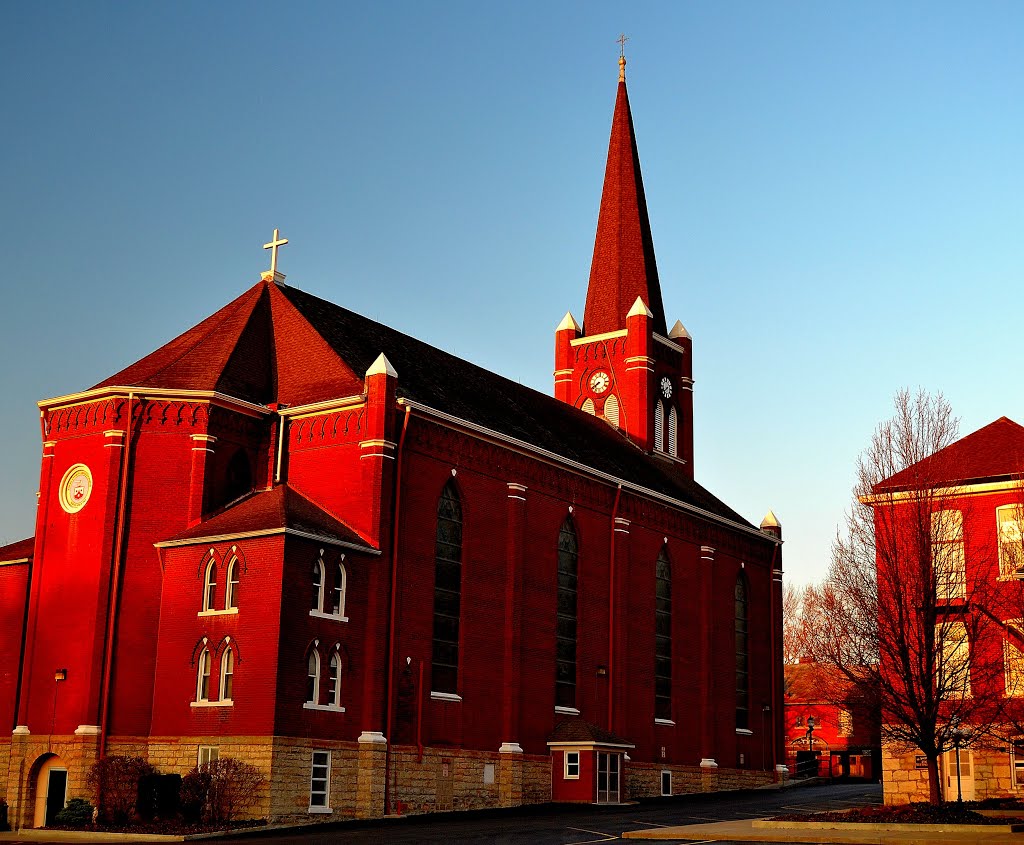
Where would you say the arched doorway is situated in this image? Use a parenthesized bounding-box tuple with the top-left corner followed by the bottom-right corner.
(32, 754, 68, 828)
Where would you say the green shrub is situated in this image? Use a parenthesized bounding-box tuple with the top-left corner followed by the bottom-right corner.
(52, 797, 93, 827)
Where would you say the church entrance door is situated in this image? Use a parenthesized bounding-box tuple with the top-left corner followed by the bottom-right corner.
(32, 755, 68, 828)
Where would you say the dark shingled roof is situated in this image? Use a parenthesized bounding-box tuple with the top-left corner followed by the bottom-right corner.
(875, 416, 1024, 492)
(0, 537, 34, 563)
(547, 717, 634, 747)
(280, 284, 757, 532)
(163, 484, 372, 550)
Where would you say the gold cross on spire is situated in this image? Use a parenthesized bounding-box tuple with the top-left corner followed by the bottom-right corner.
(263, 228, 288, 278)
(617, 33, 628, 81)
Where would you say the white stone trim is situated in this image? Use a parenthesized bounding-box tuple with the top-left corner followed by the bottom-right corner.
(699, 758, 718, 768)
(357, 731, 387, 744)
(499, 742, 524, 754)
(13, 726, 30, 735)
(156, 528, 379, 554)
(309, 609, 349, 623)
(570, 328, 627, 346)
(198, 608, 239, 618)
(554, 706, 581, 716)
(431, 691, 463, 702)
(655, 718, 676, 727)
(39, 387, 268, 418)
(190, 700, 233, 708)
(736, 728, 753, 736)
(303, 702, 346, 713)
(74, 725, 100, 735)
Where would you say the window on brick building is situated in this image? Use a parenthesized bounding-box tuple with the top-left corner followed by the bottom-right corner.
(654, 401, 665, 451)
(331, 562, 347, 618)
(203, 559, 217, 611)
(735, 572, 749, 730)
(309, 750, 331, 811)
(604, 394, 620, 428)
(556, 517, 579, 709)
(655, 548, 672, 721)
(220, 648, 234, 702)
(1004, 628, 1024, 697)
(937, 620, 971, 697)
(1013, 739, 1024, 789)
(431, 481, 462, 695)
(998, 505, 1024, 578)
(197, 648, 212, 702)
(198, 746, 219, 768)
(225, 557, 239, 610)
(328, 651, 342, 708)
(661, 770, 672, 796)
(306, 650, 320, 705)
(667, 406, 678, 457)
(931, 510, 966, 599)
(312, 558, 325, 612)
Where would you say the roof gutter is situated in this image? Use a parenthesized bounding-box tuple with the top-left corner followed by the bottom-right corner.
(396, 398, 781, 546)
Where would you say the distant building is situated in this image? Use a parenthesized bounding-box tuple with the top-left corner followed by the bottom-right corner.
(783, 658, 880, 780)
(0, 57, 784, 828)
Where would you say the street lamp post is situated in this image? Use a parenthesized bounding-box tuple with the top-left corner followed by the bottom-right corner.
(951, 717, 964, 803)
(805, 716, 816, 778)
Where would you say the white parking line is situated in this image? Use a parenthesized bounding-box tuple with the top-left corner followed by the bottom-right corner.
(565, 825, 619, 843)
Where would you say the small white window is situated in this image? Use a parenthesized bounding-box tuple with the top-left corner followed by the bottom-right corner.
(999, 506, 1024, 577)
(603, 394, 620, 428)
(1013, 739, 1024, 789)
(310, 750, 331, 811)
(1006, 630, 1024, 697)
(203, 560, 217, 611)
(661, 770, 672, 796)
(306, 651, 320, 705)
(220, 649, 235, 702)
(328, 651, 341, 707)
(225, 558, 239, 610)
(483, 763, 495, 784)
(581, 398, 595, 416)
(667, 406, 678, 457)
(312, 559, 325, 612)
(564, 751, 580, 779)
(197, 649, 212, 702)
(331, 563, 347, 617)
(654, 401, 665, 451)
(198, 746, 219, 769)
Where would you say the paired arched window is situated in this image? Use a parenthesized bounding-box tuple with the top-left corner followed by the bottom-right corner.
(556, 517, 579, 709)
(653, 401, 679, 457)
(203, 560, 217, 611)
(225, 558, 240, 610)
(306, 650, 321, 705)
(220, 648, 235, 701)
(654, 549, 672, 720)
(197, 648, 212, 702)
(735, 573, 749, 730)
(312, 559, 325, 612)
(331, 563, 347, 617)
(432, 482, 463, 695)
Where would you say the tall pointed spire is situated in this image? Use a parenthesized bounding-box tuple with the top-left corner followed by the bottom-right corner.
(583, 53, 667, 337)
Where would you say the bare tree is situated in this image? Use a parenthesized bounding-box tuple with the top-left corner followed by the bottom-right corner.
(819, 389, 1006, 803)
(783, 581, 805, 666)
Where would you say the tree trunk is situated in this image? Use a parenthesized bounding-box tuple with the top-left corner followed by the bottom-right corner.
(927, 756, 941, 804)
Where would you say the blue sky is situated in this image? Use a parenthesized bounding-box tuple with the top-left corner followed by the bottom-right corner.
(3, 1, 1023, 587)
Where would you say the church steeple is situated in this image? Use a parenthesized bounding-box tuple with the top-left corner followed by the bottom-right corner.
(583, 55, 667, 337)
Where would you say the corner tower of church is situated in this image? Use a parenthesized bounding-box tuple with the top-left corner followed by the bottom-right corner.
(555, 55, 694, 474)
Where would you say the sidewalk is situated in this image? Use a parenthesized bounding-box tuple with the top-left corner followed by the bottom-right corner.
(623, 818, 1024, 843)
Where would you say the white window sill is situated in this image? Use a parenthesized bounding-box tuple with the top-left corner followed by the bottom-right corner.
(309, 610, 348, 622)
(303, 703, 346, 712)
(430, 691, 462, 702)
(735, 728, 753, 736)
(191, 700, 233, 708)
(564, 774, 580, 780)
(555, 706, 580, 715)
(307, 806, 333, 814)
(198, 608, 239, 617)
(655, 718, 676, 726)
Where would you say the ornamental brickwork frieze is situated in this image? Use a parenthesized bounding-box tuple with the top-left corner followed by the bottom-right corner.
(574, 337, 625, 365)
(139, 400, 211, 429)
(46, 397, 130, 437)
(290, 407, 365, 449)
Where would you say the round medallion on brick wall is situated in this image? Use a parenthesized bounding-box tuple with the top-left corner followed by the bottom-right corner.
(59, 463, 93, 514)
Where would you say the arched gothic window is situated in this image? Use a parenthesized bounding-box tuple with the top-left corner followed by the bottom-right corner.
(667, 406, 678, 457)
(604, 394, 621, 428)
(197, 648, 212, 702)
(581, 398, 596, 416)
(655, 549, 672, 720)
(735, 573, 749, 730)
(331, 563, 347, 617)
(556, 517, 579, 709)
(220, 648, 235, 701)
(654, 401, 665, 451)
(225, 558, 239, 610)
(328, 651, 342, 707)
(432, 482, 462, 694)
(203, 560, 217, 611)
(312, 559, 325, 612)
(306, 650, 320, 705)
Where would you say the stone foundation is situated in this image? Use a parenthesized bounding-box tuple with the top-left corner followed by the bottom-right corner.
(883, 739, 1022, 805)
(626, 761, 776, 798)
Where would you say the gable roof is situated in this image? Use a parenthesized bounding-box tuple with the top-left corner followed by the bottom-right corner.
(160, 483, 373, 551)
(583, 76, 667, 337)
(0, 537, 34, 564)
(876, 416, 1024, 492)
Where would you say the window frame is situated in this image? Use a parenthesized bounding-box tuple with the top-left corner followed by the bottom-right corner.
(654, 401, 665, 451)
(225, 557, 239, 610)
(219, 648, 234, 703)
(331, 562, 347, 619)
(311, 558, 325, 613)
(196, 648, 212, 703)
(306, 650, 320, 705)
(564, 751, 580, 780)
(735, 572, 750, 730)
(667, 405, 678, 457)
(654, 548, 672, 722)
(661, 769, 672, 796)
(309, 750, 332, 813)
(556, 517, 579, 710)
(198, 745, 219, 769)
(1005, 624, 1024, 697)
(1013, 738, 1024, 790)
(431, 482, 463, 696)
(328, 651, 342, 708)
(203, 559, 217, 612)
(931, 509, 966, 600)
(998, 505, 1024, 579)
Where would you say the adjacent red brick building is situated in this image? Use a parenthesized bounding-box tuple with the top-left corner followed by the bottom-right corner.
(0, 60, 785, 827)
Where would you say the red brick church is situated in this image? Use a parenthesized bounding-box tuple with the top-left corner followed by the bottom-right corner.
(0, 57, 785, 827)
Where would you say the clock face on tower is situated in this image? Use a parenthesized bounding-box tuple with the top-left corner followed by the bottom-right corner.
(660, 377, 673, 399)
(589, 370, 611, 394)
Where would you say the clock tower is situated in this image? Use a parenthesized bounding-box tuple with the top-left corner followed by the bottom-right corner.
(554, 55, 694, 475)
